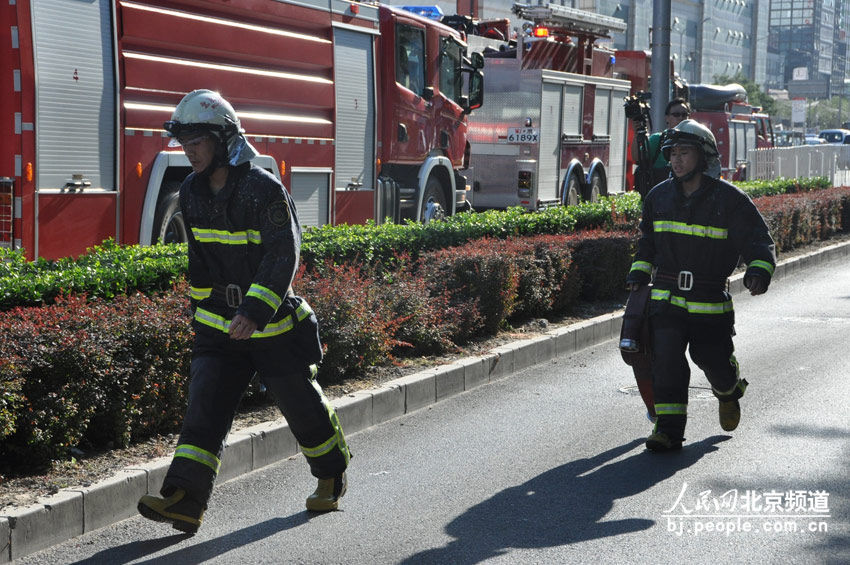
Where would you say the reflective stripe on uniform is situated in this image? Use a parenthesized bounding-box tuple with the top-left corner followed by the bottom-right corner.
(190, 286, 212, 301)
(630, 260, 653, 275)
(748, 259, 775, 276)
(713, 376, 747, 397)
(653, 220, 728, 240)
(191, 227, 262, 245)
(300, 432, 340, 459)
(655, 403, 688, 415)
(246, 283, 283, 311)
(174, 444, 221, 474)
(302, 365, 351, 465)
(194, 301, 313, 338)
(650, 288, 733, 315)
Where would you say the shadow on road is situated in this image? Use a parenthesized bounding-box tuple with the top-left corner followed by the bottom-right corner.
(771, 423, 850, 565)
(402, 435, 731, 565)
(71, 511, 310, 564)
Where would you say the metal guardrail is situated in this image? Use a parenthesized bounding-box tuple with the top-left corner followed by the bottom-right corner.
(749, 145, 850, 185)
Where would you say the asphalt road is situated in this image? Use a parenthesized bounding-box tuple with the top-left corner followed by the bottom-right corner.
(18, 256, 850, 565)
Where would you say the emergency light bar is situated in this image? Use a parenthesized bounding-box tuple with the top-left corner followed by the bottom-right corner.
(401, 5, 444, 20)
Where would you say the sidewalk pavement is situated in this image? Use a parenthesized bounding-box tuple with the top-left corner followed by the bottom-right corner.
(3, 239, 849, 562)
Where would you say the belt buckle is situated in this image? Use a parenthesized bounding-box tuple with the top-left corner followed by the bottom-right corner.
(677, 270, 694, 291)
(225, 284, 243, 308)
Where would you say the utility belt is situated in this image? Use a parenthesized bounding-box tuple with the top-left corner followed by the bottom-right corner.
(210, 283, 295, 308)
(654, 270, 728, 292)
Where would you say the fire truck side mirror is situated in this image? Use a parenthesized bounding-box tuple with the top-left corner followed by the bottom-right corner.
(464, 70, 484, 114)
(470, 52, 484, 69)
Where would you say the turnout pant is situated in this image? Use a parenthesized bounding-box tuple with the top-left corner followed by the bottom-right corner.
(650, 313, 747, 440)
(162, 336, 350, 506)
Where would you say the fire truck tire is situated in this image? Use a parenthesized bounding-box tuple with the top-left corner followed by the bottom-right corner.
(153, 185, 188, 244)
(585, 171, 606, 202)
(421, 177, 447, 223)
(564, 174, 581, 207)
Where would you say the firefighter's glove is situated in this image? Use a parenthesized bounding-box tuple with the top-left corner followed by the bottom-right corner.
(626, 282, 644, 292)
(743, 273, 768, 296)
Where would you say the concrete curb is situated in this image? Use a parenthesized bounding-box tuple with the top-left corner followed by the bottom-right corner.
(2, 239, 849, 562)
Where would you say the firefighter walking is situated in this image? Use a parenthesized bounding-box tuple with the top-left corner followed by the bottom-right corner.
(625, 120, 776, 452)
(137, 90, 350, 534)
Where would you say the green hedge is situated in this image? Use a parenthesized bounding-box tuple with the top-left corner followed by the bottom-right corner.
(0, 176, 831, 310)
(737, 176, 831, 199)
(0, 240, 186, 310)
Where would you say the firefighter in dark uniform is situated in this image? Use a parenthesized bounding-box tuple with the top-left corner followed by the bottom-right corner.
(625, 119, 776, 452)
(138, 90, 350, 533)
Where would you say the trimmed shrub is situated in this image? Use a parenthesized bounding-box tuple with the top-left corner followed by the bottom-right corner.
(569, 231, 636, 301)
(0, 239, 186, 310)
(0, 285, 192, 472)
(754, 187, 850, 252)
(419, 239, 519, 337)
(296, 263, 402, 383)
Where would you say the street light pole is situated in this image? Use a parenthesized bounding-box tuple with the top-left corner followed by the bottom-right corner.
(650, 0, 672, 129)
(676, 20, 685, 79)
(840, 79, 850, 128)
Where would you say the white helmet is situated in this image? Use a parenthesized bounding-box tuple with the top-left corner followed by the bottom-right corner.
(661, 119, 721, 179)
(164, 89, 258, 167)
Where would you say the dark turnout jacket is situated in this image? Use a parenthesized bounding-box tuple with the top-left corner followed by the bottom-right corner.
(626, 174, 776, 321)
(180, 163, 320, 358)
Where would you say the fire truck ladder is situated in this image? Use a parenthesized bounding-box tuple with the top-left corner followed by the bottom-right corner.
(512, 3, 627, 75)
(511, 3, 627, 37)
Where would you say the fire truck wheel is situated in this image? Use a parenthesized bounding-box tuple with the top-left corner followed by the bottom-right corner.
(563, 174, 581, 207)
(586, 171, 606, 202)
(421, 178, 447, 223)
(153, 186, 188, 244)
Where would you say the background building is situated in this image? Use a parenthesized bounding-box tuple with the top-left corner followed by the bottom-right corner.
(388, 0, 846, 98)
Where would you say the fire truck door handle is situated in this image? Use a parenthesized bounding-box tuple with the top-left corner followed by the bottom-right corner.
(398, 123, 408, 142)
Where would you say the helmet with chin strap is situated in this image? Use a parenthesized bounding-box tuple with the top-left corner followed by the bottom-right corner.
(661, 119, 721, 180)
(164, 89, 258, 174)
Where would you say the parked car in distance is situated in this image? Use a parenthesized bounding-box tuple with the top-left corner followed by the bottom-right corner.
(817, 129, 850, 144)
(776, 131, 805, 147)
(805, 135, 827, 145)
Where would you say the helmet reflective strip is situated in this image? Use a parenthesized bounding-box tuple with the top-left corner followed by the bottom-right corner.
(194, 301, 313, 338)
(655, 403, 688, 415)
(190, 286, 212, 300)
(630, 260, 653, 274)
(653, 221, 728, 239)
(246, 284, 283, 311)
(191, 227, 262, 245)
(748, 259, 775, 276)
(174, 444, 221, 473)
(651, 289, 734, 314)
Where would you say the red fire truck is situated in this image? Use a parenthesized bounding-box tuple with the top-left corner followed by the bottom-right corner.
(0, 0, 483, 259)
(447, 3, 631, 211)
(688, 83, 775, 180)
